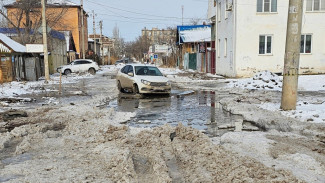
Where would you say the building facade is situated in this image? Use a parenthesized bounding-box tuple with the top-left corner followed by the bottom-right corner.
(5, 0, 88, 58)
(89, 34, 113, 64)
(208, 0, 325, 77)
(177, 25, 211, 72)
(142, 27, 176, 45)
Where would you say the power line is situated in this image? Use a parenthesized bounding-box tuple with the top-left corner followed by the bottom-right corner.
(87, 0, 206, 21)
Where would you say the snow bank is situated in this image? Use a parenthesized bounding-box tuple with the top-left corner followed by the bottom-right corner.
(228, 71, 282, 91)
(159, 68, 184, 75)
(0, 66, 116, 98)
(259, 101, 325, 123)
(228, 71, 325, 92)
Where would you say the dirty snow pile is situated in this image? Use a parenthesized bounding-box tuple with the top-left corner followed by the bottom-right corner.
(228, 71, 282, 90)
(0, 66, 116, 98)
(259, 101, 325, 123)
(159, 67, 185, 75)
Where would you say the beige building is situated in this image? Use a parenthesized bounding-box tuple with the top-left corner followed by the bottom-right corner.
(142, 27, 176, 45)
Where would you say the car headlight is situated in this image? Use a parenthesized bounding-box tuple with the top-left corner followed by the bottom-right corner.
(141, 79, 151, 85)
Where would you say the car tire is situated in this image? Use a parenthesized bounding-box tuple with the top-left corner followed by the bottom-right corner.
(117, 81, 124, 92)
(88, 68, 96, 75)
(133, 84, 139, 94)
(64, 69, 72, 75)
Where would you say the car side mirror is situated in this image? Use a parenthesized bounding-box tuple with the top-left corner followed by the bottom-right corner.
(128, 72, 134, 77)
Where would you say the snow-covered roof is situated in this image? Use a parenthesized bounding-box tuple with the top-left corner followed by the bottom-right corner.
(177, 25, 211, 44)
(179, 27, 211, 43)
(0, 33, 26, 53)
(46, 0, 78, 6)
(4, 0, 79, 7)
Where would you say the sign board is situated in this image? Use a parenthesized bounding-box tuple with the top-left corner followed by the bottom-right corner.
(154, 54, 158, 59)
(26, 44, 44, 53)
(153, 45, 169, 53)
(199, 43, 206, 53)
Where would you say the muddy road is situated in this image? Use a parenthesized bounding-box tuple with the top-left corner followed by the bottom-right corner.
(1, 70, 324, 182)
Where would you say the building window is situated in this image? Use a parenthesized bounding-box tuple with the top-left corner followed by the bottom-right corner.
(218, 2, 221, 22)
(301, 34, 312, 53)
(306, 0, 325, 11)
(217, 39, 220, 57)
(257, 0, 277, 12)
(224, 38, 227, 57)
(191, 44, 195, 52)
(225, 0, 228, 19)
(259, 35, 272, 54)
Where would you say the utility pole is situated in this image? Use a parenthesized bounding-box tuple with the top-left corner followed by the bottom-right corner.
(41, 0, 49, 82)
(92, 10, 97, 62)
(99, 20, 104, 65)
(281, 0, 304, 110)
(182, 5, 184, 25)
(80, 0, 85, 59)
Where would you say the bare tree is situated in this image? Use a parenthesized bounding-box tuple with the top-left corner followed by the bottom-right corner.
(125, 34, 151, 61)
(0, 0, 70, 44)
(111, 24, 125, 58)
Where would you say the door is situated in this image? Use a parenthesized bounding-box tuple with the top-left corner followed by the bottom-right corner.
(124, 65, 134, 88)
(25, 58, 37, 81)
(189, 53, 197, 70)
(119, 65, 130, 88)
(70, 61, 80, 72)
(211, 50, 216, 74)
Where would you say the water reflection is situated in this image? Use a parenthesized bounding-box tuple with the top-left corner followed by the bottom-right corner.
(109, 90, 245, 137)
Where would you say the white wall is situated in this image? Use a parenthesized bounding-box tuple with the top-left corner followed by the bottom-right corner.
(215, 0, 236, 77)
(208, 0, 216, 19)
(215, 0, 325, 77)
(300, 1, 325, 74)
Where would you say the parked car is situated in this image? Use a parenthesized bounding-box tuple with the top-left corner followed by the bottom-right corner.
(116, 64, 171, 94)
(114, 60, 124, 65)
(57, 59, 99, 75)
(115, 58, 130, 65)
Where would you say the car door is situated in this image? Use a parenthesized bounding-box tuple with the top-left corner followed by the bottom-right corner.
(77, 60, 86, 72)
(71, 61, 81, 72)
(82, 60, 92, 72)
(124, 65, 135, 88)
(119, 65, 129, 88)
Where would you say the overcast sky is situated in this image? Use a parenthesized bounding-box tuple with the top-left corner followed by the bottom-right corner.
(71, 0, 209, 42)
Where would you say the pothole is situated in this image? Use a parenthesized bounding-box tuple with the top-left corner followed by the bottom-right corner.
(108, 90, 262, 137)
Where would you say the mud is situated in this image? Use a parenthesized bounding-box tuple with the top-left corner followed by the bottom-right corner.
(0, 69, 323, 182)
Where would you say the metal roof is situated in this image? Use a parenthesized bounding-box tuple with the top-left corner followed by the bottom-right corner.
(0, 33, 26, 53)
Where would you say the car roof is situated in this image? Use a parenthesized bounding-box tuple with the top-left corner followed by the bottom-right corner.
(126, 64, 158, 67)
(72, 59, 94, 62)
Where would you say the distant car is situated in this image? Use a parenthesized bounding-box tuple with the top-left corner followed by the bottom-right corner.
(57, 59, 99, 75)
(116, 64, 171, 94)
(114, 60, 124, 65)
(115, 58, 130, 65)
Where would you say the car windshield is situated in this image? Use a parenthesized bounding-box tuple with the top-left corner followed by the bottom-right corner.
(135, 66, 163, 76)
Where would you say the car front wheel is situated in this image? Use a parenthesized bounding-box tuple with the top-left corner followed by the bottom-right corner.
(133, 84, 139, 94)
(64, 69, 72, 75)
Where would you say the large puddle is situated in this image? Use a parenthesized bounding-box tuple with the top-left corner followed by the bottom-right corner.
(108, 90, 258, 137)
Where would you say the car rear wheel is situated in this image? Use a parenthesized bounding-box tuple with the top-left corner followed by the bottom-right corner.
(88, 68, 96, 75)
(133, 84, 139, 94)
(117, 81, 124, 92)
(64, 69, 71, 75)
